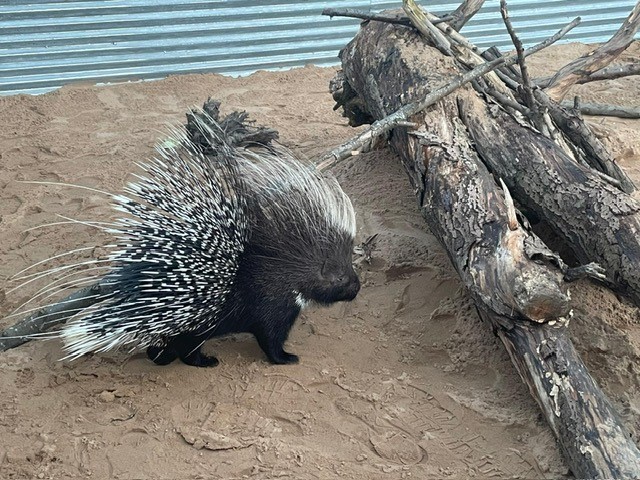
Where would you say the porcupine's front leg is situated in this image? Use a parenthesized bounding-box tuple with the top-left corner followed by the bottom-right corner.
(252, 301, 301, 365)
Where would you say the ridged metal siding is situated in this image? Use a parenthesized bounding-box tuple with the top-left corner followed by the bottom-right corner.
(1, 1, 638, 96)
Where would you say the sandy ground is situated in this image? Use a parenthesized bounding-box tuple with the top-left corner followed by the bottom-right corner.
(0, 42, 639, 479)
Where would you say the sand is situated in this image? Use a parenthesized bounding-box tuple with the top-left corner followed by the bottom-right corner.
(0, 42, 639, 479)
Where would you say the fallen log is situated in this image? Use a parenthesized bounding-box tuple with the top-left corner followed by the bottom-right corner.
(318, 15, 580, 170)
(459, 92, 640, 307)
(334, 16, 640, 478)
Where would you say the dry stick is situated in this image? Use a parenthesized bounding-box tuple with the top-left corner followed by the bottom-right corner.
(403, 0, 453, 56)
(403, 0, 514, 97)
(576, 62, 640, 83)
(447, 0, 486, 31)
(486, 86, 531, 116)
(561, 101, 640, 119)
(317, 17, 581, 171)
(482, 45, 527, 89)
(321, 8, 452, 27)
(499, 0, 547, 134)
(544, 1, 640, 99)
(536, 62, 640, 88)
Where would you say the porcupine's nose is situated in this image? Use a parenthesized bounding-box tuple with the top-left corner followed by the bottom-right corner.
(339, 269, 360, 301)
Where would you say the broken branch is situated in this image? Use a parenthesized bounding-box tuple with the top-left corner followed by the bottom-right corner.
(499, 0, 546, 133)
(447, 0, 486, 31)
(545, 1, 640, 99)
(322, 8, 413, 27)
(403, 0, 453, 56)
(561, 101, 640, 119)
(577, 62, 640, 83)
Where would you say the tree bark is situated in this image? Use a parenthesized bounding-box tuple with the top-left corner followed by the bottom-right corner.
(334, 18, 640, 478)
(459, 92, 640, 307)
(489, 308, 640, 479)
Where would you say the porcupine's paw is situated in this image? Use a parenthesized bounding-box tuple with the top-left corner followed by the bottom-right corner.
(269, 351, 300, 365)
(147, 345, 179, 366)
(179, 349, 220, 368)
(254, 332, 299, 364)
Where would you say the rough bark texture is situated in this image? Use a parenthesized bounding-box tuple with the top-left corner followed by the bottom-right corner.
(335, 19, 640, 478)
(404, 96, 570, 322)
(459, 92, 640, 307)
(489, 309, 640, 479)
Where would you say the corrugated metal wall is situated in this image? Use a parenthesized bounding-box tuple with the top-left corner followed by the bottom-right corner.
(1, 1, 638, 96)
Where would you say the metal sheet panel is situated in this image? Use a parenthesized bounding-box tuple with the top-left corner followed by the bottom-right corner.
(1, 0, 638, 96)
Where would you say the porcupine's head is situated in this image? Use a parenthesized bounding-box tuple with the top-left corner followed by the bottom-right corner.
(238, 147, 360, 307)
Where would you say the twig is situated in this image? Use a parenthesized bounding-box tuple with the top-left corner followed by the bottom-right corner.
(577, 62, 640, 83)
(545, 1, 640, 99)
(486, 86, 531, 116)
(322, 8, 411, 26)
(481, 46, 525, 89)
(318, 17, 581, 171)
(536, 62, 640, 88)
(535, 89, 636, 193)
(321, 8, 452, 27)
(447, 0, 486, 31)
(403, 0, 453, 56)
(499, 0, 545, 132)
(561, 101, 640, 119)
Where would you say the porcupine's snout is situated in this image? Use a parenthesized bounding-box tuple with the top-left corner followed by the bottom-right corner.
(334, 266, 360, 302)
(309, 261, 360, 304)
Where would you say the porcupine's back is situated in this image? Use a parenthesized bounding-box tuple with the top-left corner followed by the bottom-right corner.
(60, 123, 249, 359)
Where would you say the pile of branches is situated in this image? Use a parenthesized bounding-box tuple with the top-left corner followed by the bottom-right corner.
(322, 0, 640, 477)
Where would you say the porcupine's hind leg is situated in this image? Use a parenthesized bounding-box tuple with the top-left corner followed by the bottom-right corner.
(251, 299, 301, 365)
(146, 344, 179, 365)
(146, 334, 219, 367)
(174, 334, 220, 367)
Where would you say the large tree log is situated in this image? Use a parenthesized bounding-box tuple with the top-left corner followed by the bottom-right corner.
(459, 93, 640, 307)
(334, 18, 640, 478)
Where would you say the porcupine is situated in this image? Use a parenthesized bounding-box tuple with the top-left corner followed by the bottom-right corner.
(38, 108, 360, 367)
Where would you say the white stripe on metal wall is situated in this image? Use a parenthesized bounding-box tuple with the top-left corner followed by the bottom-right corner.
(0, 1, 638, 96)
